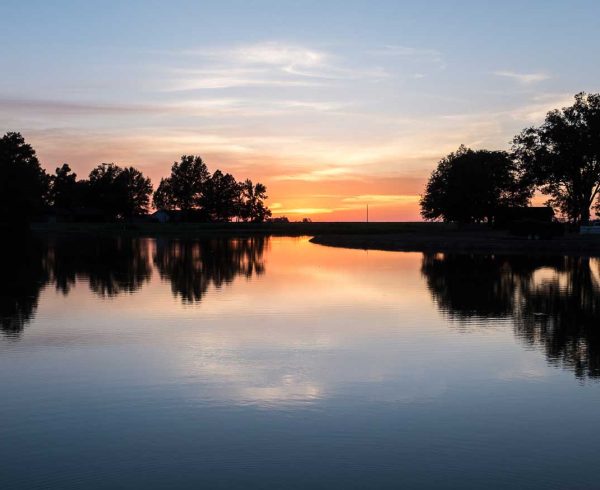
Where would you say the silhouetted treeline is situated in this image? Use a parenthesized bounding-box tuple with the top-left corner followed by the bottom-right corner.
(0, 235, 268, 337)
(153, 155, 270, 222)
(422, 252, 600, 379)
(421, 92, 600, 224)
(0, 132, 270, 225)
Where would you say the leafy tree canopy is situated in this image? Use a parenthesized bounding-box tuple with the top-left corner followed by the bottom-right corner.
(87, 163, 153, 219)
(513, 92, 600, 224)
(420, 145, 531, 223)
(153, 155, 210, 212)
(201, 170, 240, 222)
(48, 164, 78, 209)
(153, 155, 271, 222)
(239, 179, 271, 223)
(0, 132, 49, 224)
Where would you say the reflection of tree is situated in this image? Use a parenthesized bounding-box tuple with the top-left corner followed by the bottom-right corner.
(421, 253, 561, 319)
(422, 253, 600, 379)
(0, 237, 48, 338)
(153, 237, 267, 303)
(0, 236, 152, 337)
(45, 236, 152, 297)
(517, 257, 600, 379)
(0, 236, 268, 337)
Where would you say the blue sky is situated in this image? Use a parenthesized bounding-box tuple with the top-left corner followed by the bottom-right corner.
(1, 0, 599, 219)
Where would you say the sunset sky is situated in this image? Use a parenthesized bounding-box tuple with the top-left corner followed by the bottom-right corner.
(2, 0, 600, 220)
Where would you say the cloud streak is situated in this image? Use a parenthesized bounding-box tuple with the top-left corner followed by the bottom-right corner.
(164, 41, 389, 91)
(370, 45, 443, 63)
(493, 70, 550, 85)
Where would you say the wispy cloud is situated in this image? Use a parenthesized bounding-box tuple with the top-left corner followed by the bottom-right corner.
(342, 194, 420, 204)
(184, 42, 327, 69)
(493, 70, 550, 85)
(0, 95, 347, 121)
(279, 100, 347, 112)
(164, 41, 389, 91)
(271, 194, 420, 216)
(162, 65, 324, 91)
(0, 97, 161, 115)
(369, 44, 445, 69)
(371, 45, 442, 60)
(273, 167, 360, 182)
(274, 207, 336, 215)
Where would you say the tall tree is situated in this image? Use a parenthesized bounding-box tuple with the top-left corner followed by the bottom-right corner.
(513, 92, 600, 224)
(152, 177, 174, 210)
(420, 145, 531, 223)
(48, 164, 78, 209)
(239, 179, 271, 222)
(87, 163, 122, 218)
(118, 166, 153, 218)
(87, 163, 152, 219)
(201, 170, 240, 222)
(0, 132, 48, 225)
(152, 155, 210, 212)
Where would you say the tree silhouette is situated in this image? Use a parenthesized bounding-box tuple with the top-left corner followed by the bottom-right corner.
(153, 155, 210, 213)
(0, 132, 49, 225)
(239, 179, 272, 222)
(201, 170, 240, 222)
(87, 163, 153, 219)
(420, 145, 531, 223)
(48, 163, 78, 209)
(513, 92, 600, 224)
(152, 156, 271, 222)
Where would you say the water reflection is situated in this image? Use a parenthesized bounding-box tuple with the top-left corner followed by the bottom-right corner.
(0, 235, 268, 336)
(46, 235, 152, 297)
(0, 238, 48, 338)
(422, 253, 600, 379)
(154, 237, 267, 303)
(518, 257, 600, 379)
(3, 236, 600, 380)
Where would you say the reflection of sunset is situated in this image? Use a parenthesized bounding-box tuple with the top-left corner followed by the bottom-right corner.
(24, 237, 554, 408)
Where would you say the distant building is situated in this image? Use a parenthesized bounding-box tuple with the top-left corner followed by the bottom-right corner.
(151, 209, 173, 223)
(580, 221, 600, 235)
(150, 209, 207, 223)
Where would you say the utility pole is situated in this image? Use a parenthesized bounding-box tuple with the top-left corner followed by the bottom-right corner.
(366, 204, 369, 223)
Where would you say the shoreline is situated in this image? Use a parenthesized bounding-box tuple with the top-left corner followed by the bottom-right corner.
(24, 221, 600, 256)
(309, 232, 600, 256)
(27, 221, 451, 237)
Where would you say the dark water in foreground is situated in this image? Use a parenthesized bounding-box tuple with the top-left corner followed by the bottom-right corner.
(1, 235, 600, 489)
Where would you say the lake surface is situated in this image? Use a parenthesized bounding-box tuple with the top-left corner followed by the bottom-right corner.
(1, 235, 600, 489)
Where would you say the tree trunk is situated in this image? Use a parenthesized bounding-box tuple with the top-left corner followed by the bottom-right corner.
(581, 205, 591, 225)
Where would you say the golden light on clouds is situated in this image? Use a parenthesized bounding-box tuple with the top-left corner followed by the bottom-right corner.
(2, 30, 577, 221)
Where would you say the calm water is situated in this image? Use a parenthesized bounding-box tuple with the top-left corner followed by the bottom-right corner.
(1, 235, 600, 489)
